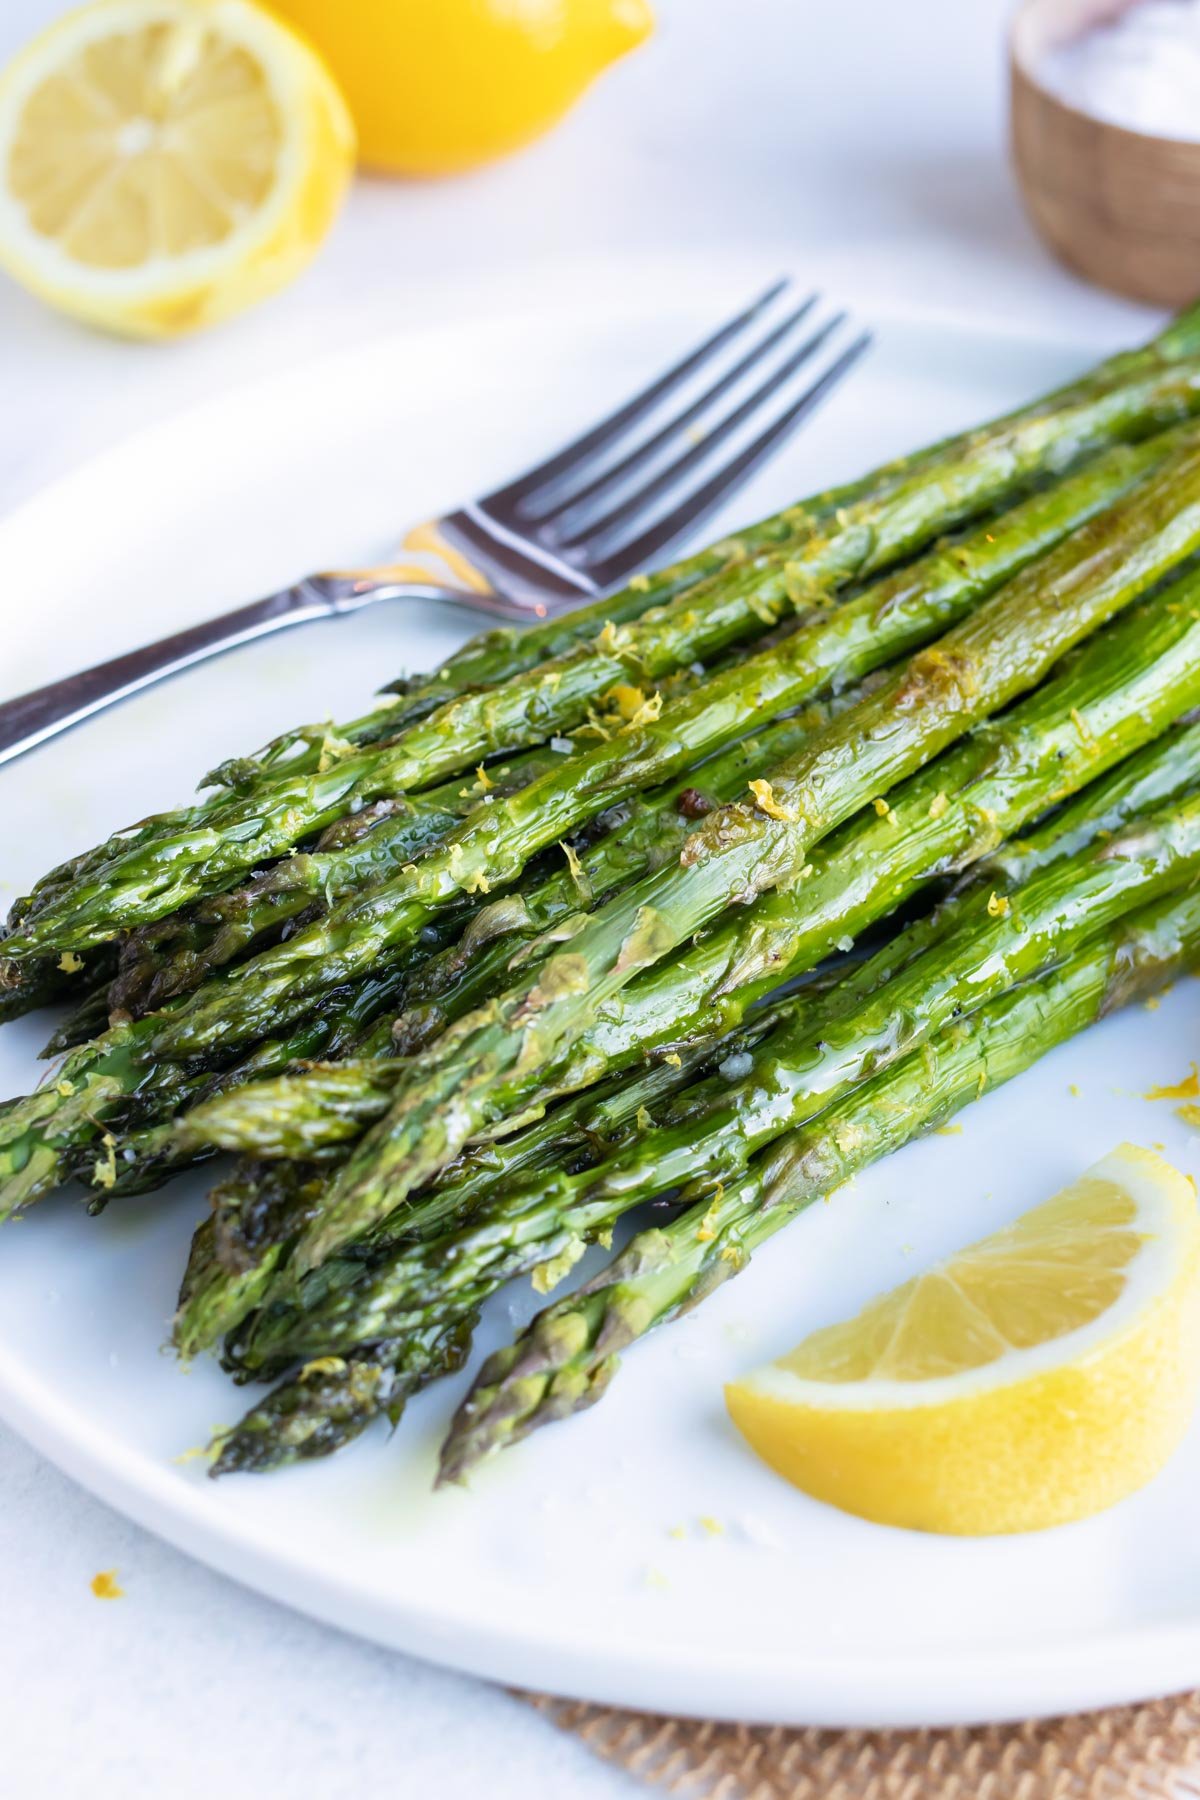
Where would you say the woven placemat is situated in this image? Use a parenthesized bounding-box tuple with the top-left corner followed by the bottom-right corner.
(525, 1688, 1200, 1798)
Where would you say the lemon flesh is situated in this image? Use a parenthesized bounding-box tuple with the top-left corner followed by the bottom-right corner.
(726, 1144, 1200, 1535)
(0, 0, 354, 337)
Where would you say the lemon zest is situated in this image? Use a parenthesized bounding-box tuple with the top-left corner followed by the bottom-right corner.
(1146, 1066, 1200, 1101)
(91, 1132, 117, 1191)
(749, 779, 796, 823)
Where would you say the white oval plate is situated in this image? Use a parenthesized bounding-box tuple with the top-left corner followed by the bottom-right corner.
(2, 264, 1199, 1730)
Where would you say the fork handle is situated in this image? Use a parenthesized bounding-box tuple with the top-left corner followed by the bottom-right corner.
(0, 582, 340, 769)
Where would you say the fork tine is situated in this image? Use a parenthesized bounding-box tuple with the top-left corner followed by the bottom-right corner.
(584, 331, 874, 592)
(482, 278, 792, 519)
(523, 293, 821, 533)
(556, 313, 849, 554)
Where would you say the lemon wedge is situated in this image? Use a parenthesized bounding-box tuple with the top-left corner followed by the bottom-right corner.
(726, 1145, 1200, 1535)
(0, 0, 354, 338)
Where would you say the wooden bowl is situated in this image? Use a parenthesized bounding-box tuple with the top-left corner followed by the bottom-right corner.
(1011, 0, 1200, 307)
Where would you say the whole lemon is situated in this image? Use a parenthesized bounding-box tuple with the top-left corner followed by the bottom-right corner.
(266, 0, 654, 175)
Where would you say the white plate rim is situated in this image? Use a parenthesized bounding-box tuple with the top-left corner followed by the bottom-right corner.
(6, 1327, 1200, 1730)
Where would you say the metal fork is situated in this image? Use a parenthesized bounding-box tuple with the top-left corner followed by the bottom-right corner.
(0, 279, 870, 767)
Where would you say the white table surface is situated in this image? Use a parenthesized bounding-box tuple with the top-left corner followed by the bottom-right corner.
(0, 1, 1173, 1792)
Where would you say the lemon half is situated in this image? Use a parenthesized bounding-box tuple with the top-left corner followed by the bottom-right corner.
(726, 1145, 1200, 1535)
(0, 0, 354, 337)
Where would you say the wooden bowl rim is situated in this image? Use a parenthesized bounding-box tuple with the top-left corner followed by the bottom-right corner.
(1009, 0, 1200, 156)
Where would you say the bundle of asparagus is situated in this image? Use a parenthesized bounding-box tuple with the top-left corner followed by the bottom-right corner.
(7, 306, 1200, 1486)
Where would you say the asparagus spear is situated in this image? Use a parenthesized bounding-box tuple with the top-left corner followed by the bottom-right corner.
(438, 882, 1200, 1482)
(235, 789, 1200, 1375)
(221, 756, 1173, 1359)
(141, 428, 1196, 1067)
(16, 369, 1200, 959)
(215, 878, 1200, 1477)
(0, 950, 422, 1218)
(105, 735, 580, 1017)
(196, 299, 1200, 796)
(285, 443, 1200, 1272)
(395, 296, 1200, 705)
(210, 1322, 477, 1475)
(383, 690, 864, 1053)
(63, 567, 1200, 1237)
(177, 592, 1200, 1218)
(39, 980, 114, 1057)
(175, 1160, 326, 1361)
(17, 307, 1200, 944)
(178, 1001, 796, 1360)
(177, 699, 1200, 1168)
(0, 954, 105, 1029)
(206, 292, 1200, 819)
(0, 436, 963, 930)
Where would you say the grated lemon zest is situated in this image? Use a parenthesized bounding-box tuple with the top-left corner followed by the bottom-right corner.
(91, 1132, 117, 1190)
(749, 779, 796, 823)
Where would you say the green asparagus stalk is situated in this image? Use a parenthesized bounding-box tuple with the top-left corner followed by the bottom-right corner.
(17, 306, 1200, 943)
(199, 299, 1200, 796)
(234, 789, 1200, 1377)
(398, 296, 1200, 706)
(177, 691, 860, 1130)
(210, 1320, 477, 1475)
(176, 700, 1200, 1170)
(39, 980, 115, 1057)
(215, 878, 1200, 1478)
(173, 594, 1200, 1192)
(384, 685, 879, 1056)
(0, 947, 423, 1218)
(0, 437, 953, 930)
(178, 1002, 795, 1360)
(168, 604, 1200, 1332)
(141, 428, 1196, 1067)
(104, 735, 580, 1017)
(174, 1160, 326, 1361)
(438, 882, 1200, 1482)
(16, 369, 1200, 958)
(0, 954, 105, 1029)
(554, 590, 1200, 1091)
(287, 443, 1200, 1272)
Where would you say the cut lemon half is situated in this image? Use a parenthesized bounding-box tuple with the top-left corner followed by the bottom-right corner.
(726, 1145, 1200, 1535)
(0, 0, 354, 338)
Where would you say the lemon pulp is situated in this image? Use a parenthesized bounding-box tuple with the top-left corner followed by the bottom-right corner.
(726, 1145, 1200, 1535)
(0, 0, 355, 336)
